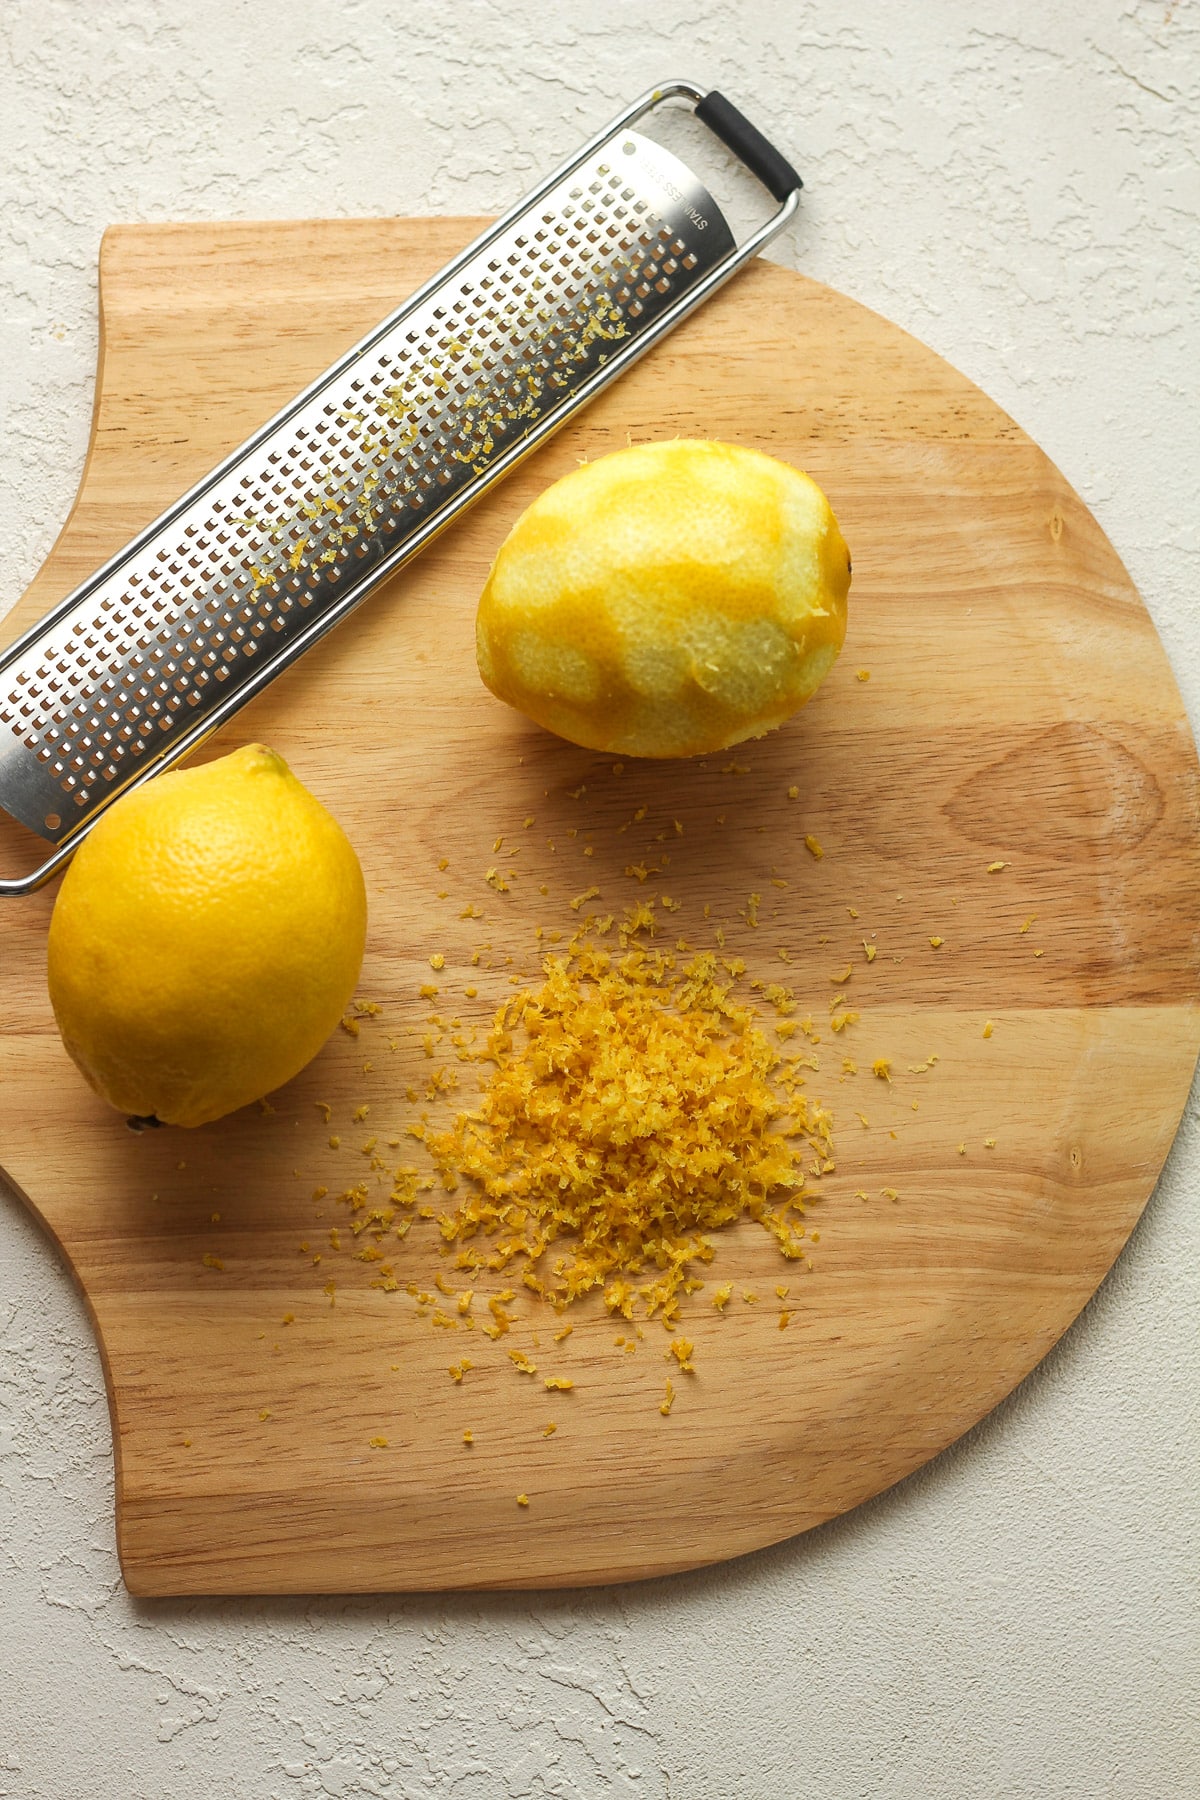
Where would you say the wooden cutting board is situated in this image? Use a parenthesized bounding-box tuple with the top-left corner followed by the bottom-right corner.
(2, 219, 1198, 1597)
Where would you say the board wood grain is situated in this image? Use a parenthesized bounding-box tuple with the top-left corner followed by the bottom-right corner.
(1, 219, 1197, 1596)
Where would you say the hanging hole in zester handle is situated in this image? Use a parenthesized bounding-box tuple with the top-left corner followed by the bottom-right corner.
(44, 813, 61, 832)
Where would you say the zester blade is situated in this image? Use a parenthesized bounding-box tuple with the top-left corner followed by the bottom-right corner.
(0, 81, 801, 894)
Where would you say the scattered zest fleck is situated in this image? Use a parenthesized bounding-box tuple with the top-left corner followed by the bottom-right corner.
(873, 1059, 892, 1081)
(804, 835, 824, 859)
(929, 936, 944, 949)
(516, 1493, 530, 1507)
(369, 1436, 388, 1449)
(983, 1020, 994, 1038)
(660, 1378, 676, 1416)
(987, 861, 1007, 873)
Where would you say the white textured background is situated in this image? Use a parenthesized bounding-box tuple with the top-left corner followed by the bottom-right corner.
(2, 3, 1198, 1796)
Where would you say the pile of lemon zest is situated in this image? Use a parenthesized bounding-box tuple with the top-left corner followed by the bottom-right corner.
(423, 938, 826, 1322)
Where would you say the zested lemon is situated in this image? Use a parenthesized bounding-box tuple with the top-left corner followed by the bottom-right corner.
(475, 439, 851, 757)
(47, 744, 367, 1127)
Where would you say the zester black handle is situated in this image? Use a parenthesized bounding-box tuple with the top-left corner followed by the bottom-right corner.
(695, 90, 802, 202)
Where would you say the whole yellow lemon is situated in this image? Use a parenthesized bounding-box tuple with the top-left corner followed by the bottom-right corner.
(47, 744, 367, 1127)
(475, 439, 851, 757)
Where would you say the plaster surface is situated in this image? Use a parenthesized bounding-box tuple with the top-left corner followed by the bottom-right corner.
(1, 3, 1197, 1796)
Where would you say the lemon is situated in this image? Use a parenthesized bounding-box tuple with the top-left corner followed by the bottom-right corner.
(475, 439, 851, 757)
(47, 744, 367, 1127)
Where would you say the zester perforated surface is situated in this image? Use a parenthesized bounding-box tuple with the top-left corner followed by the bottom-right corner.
(0, 131, 732, 844)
